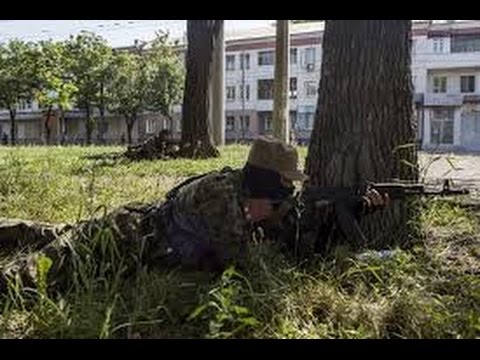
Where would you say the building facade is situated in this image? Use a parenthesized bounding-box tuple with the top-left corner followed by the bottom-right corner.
(222, 20, 480, 150)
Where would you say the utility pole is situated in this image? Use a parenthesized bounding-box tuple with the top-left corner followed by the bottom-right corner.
(240, 51, 247, 141)
(211, 20, 225, 146)
(272, 20, 290, 144)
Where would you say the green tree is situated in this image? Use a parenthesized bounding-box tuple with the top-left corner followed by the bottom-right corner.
(0, 40, 38, 145)
(65, 32, 112, 145)
(35, 40, 77, 145)
(144, 32, 185, 133)
(107, 51, 147, 145)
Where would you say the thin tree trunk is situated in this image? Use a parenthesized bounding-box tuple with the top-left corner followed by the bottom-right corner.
(9, 108, 16, 146)
(44, 105, 53, 145)
(305, 20, 418, 249)
(181, 20, 221, 158)
(85, 105, 93, 146)
(59, 106, 66, 145)
(126, 115, 135, 145)
(98, 82, 106, 144)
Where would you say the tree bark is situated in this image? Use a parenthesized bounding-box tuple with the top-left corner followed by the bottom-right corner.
(44, 105, 53, 145)
(180, 20, 221, 159)
(59, 106, 66, 145)
(305, 20, 418, 248)
(9, 108, 16, 146)
(98, 82, 106, 144)
(126, 115, 135, 145)
(85, 105, 93, 146)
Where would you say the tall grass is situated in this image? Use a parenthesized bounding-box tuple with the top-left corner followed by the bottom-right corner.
(0, 146, 478, 338)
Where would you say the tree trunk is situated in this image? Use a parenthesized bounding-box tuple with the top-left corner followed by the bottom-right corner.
(85, 105, 93, 146)
(59, 106, 66, 145)
(126, 115, 135, 145)
(98, 82, 106, 144)
(44, 105, 53, 145)
(9, 108, 16, 146)
(273, 20, 290, 144)
(180, 20, 221, 159)
(305, 20, 418, 249)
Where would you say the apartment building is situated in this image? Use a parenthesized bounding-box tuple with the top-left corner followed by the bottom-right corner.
(223, 20, 480, 150)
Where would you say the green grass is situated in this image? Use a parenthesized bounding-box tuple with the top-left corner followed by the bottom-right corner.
(0, 145, 478, 339)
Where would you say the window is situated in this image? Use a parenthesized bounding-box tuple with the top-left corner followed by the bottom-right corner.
(290, 78, 298, 99)
(258, 50, 274, 66)
(240, 53, 250, 70)
(258, 111, 272, 133)
(305, 112, 315, 130)
(240, 84, 250, 101)
(451, 35, 480, 53)
(290, 111, 297, 129)
(240, 116, 250, 131)
(433, 38, 444, 53)
(298, 106, 315, 130)
(461, 75, 475, 93)
(226, 55, 235, 71)
(226, 116, 235, 131)
(226, 86, 236, 101)
(305, 47, 316, 67)
(258, 79, 274, 100)
(265, 118, 272, 131)
(431, 108, 454, 145)
(305, 81, 317, 97)
(433, 76, 447, 93)
(17, 99, 32, 111)
(145, 118, 156, 134)
(290, 48, 298, 64)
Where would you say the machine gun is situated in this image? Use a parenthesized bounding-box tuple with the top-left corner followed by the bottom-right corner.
(301, 179, 470, 246)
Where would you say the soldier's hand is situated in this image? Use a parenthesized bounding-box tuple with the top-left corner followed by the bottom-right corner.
(362, 189, 391, 213)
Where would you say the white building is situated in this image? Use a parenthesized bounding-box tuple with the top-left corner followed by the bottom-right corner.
(223, 20, 480, 150)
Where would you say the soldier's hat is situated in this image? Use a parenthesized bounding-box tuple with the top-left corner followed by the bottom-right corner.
(246, 136, 308, 184)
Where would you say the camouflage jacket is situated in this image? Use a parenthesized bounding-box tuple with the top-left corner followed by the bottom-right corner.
(163, 168, 253, 271)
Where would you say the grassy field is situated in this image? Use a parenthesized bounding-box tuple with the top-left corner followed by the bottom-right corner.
(0, 145, 478, 339)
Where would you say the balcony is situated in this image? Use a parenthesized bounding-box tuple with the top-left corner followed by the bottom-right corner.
(424, 93, 464, 106)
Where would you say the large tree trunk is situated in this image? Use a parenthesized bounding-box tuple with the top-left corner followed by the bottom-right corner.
(9, 108, 16, 146)
(304, 20, 418, 249)
(122, 20, 222, 161)
(273, 20, 290, 144)
(180, 20, 221, 159)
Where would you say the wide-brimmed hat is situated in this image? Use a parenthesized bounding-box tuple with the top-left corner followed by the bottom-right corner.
(247, 137, 308, 183)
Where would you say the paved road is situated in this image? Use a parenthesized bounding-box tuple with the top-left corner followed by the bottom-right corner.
(419, 152, 480, 197)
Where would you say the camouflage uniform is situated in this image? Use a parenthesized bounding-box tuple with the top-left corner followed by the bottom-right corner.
(1, 137, 306, 292)
(164, 169, 252, 269)
(0, 168, 255, 291)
